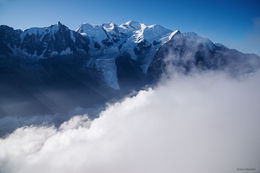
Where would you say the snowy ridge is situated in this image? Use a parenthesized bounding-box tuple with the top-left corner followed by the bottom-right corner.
(76, 23, 107, 44)
(76, 21, 178, 84)
(1, 21, 181, 90)
(77, 20, 175, 50)
(1, 20, 259, 91)
(20, 23, 60, 42)
(75, 21, 180, 87)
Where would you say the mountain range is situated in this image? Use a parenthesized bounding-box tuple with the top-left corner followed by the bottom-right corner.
(0, 20, 259, 125)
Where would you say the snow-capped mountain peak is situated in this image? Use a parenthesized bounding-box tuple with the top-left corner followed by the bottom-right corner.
(20, 22, 69, 42)
(120, 20, 141, 30)
(73, 21, 176, 88)
(76, 23, 107, 43)
(133, 23, 172, 43)
(169, 30, 181, 40)
(76, 21, 174, 45)
(1, 21, 259, 92)
(102, 22, 117, 32)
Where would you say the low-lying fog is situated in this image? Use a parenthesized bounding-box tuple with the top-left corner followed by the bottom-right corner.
(0, 71, 259, 173)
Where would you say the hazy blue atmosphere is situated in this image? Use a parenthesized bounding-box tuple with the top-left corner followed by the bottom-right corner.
(1, 1, 260, 172)
(0, 0, 260, 55)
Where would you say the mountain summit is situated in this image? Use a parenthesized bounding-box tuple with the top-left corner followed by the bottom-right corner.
(0, 21, 259, 119)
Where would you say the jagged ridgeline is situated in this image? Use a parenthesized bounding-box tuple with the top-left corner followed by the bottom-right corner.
(0, 21, 259, 118)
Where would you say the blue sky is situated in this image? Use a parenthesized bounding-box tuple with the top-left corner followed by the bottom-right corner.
(0, 0, 259, 55)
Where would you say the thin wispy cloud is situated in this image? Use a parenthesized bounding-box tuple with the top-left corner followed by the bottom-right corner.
(246, 17, 260, 55)
(234, 17, 260, 56)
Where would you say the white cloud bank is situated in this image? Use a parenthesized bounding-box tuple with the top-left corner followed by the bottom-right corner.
(0, 71, 260, 173)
